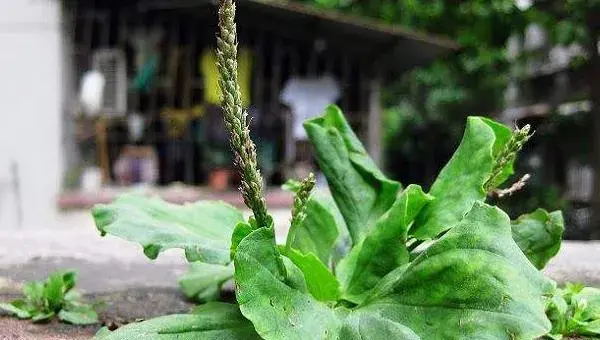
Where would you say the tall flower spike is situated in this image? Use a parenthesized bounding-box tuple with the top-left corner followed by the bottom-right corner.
(285, 173, 317, 253)
(290, 173, 316, 226)
(485, 124, 532, 192)
(217, 0, 269, 228)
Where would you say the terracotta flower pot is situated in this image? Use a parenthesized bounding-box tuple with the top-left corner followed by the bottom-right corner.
(208, 168, 231, 191)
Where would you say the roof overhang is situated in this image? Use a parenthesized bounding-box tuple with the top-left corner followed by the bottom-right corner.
(73, 0, 460, 78)
(236, 0, 459, 77)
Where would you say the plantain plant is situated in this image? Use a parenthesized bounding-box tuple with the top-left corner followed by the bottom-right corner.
(545, 282, 600, 339)
(0, 270, 98, 325)
(90, 0, 595, 339)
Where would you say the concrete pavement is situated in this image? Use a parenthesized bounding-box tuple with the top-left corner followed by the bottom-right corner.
(1, 210, 599, 292)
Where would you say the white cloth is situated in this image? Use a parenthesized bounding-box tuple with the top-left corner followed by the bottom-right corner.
(79, 70, 105, 116)
(281, 75, 340, 140)
(127, 112, 145, 142)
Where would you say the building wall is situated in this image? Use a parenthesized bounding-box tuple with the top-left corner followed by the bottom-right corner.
(0, 0, 63, 229)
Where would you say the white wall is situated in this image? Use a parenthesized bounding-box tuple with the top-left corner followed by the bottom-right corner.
(0, 0, 62, 229)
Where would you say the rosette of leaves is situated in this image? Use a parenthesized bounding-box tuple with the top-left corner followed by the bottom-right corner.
(92, 104, 568, 339)
(545, 283, 600, 339)
(90, 0, 571, 338)
(0, 270, 98, 325)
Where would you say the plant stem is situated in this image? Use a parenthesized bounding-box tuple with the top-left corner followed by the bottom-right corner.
(216, 0, 269, 228)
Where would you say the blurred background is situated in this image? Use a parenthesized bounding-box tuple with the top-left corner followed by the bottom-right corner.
(0, 0, 597, 241)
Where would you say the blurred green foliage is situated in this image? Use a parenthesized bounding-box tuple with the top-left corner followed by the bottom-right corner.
(296, 0, 600, 225)
(298, 0, 531, 127)
(296, 0, 600, 142)
(295, 0, 539, 189)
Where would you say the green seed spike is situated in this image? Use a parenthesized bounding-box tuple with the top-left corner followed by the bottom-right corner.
(285, 173, 317, 253)
(290, 173, 316, 226)
(216, 0, 269, 229)
(485, 124, 532, 192)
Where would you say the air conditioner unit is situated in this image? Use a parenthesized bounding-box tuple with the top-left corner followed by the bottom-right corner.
(91, 49, 127, 116)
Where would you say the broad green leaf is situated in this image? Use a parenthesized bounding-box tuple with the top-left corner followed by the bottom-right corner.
(62, 271, 77, 292)
(178, 262, 234, 302)
(363, 264, 410, 303)
(546, 284, 600, 337)
(58, 306, 98, 325)
(0, 301, 31, 319)
(281, 256, 309, 294)
(92, 194, 244, 264)
(337, 185, 432, 304)
(339, 312, 419, 340)
(411, 117, 513, 240)
(45, 271, 67, 311)
(359, 202, 553, 339)
(234, 203, 552, 339)
(282, 248, 341, 302)
(64, 290, 97, 312)
(193, 286, 220, 303)
(32, 311, 55, 323)
(576, 287, 600, 316)
(234, 228, 341, 339)
(230, 222, 253, 260)
(304, 105, 401, 244)
(94, 302, 260, 339)
(580, 319, 600, 335)
(546, 285, 572, 336)
(286, 192, 341, 265)
(23, 281, 45, 309)
(546, 288, 568, 319)
(511, 209, 565, 269)
(64, 290, 83, 305)
(563, 282, 585, 297)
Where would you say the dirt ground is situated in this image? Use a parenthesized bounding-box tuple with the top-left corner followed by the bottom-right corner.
(0, 318, 96, 340)
(0, 288, 196, 340)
